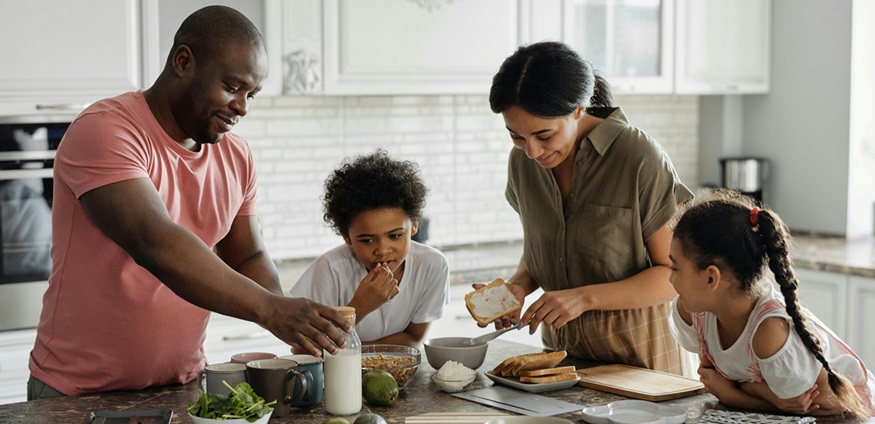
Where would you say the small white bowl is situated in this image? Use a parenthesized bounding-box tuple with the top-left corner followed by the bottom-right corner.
(432, 373, 477, 393)
(189, 412, 272, 424)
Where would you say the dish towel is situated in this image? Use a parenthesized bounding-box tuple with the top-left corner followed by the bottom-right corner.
(700, 410, 817, 423)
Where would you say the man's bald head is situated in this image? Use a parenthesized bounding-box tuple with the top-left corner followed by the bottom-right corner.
(167, 5, 264, 67)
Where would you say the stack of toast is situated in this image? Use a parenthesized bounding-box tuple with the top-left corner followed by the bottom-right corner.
(490, 351, 578, 384)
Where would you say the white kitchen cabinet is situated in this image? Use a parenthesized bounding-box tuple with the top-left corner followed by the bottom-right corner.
(794, 268, 848, 340)
(0, 0, 143, 119)
(0, 329, 37, 405)
(675, 0, 771, 94)
(847, 276, 875, 371)
(282, 0, 522, 95)
(563, 0, 675, 94)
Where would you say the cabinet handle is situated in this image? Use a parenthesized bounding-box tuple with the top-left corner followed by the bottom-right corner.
(35, 103, 90, 111)
(222, 330, 271, 341)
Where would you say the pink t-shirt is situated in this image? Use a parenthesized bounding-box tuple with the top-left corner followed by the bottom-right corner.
(29, 91, 258, 395)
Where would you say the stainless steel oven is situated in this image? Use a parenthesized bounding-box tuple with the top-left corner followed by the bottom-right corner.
(0, 122, 67, 331)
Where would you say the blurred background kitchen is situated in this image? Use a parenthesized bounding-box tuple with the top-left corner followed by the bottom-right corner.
(1, 0, 874, 404)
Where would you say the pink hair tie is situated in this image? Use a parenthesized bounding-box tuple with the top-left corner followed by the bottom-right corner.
(750, 207, 760, 231)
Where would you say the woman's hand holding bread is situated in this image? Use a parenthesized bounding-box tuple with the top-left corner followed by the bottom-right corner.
(466, 279, 525, 328)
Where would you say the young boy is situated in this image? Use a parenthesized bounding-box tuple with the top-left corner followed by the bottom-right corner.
(290, 150, 450, 347)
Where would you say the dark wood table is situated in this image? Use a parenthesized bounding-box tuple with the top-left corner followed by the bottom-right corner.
(0, 340, 866, 423)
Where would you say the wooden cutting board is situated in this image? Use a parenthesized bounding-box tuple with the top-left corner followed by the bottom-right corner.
(576, 364, 704, 401)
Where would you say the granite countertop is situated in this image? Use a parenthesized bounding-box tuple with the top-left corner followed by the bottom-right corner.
(791, 234, 875, 278)
(0, 340, 861, 424)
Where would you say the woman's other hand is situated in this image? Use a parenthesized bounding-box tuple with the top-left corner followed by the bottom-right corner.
(519, 287, 587, 333)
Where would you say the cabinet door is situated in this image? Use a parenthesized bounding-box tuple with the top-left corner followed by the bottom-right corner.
(794, 268, 847, 340)
(0, 0, 142, 118)
(563, 0, 675, 94)
(675, 0, 771, 94)
(311, 0, 520, 95)
(847, 276, 875, 370)
(0, 329, 37, 405)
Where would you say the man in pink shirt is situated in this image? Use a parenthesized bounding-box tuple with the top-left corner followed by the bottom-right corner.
(27, 5, 351, 399)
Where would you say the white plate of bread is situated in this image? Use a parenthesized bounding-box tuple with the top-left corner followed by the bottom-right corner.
(485, 351, 580, 393)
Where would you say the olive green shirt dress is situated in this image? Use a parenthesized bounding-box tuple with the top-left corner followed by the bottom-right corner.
(505, 107, 694, 373)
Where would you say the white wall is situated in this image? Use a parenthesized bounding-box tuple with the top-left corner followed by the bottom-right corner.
(743, 0, 851, 235)
(847, 0, 875, 237)
(234, 94, 698, 261)
(698, 0, 854, 235)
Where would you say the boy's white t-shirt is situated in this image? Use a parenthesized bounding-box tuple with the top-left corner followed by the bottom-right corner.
(669, 286, 874, 406)
(290, 241, 450, 342)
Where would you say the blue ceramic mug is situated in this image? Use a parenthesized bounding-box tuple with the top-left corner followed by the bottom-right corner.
(280, 354, 324, 408)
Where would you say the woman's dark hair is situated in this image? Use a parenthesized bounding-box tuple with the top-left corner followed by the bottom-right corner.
(673, 189, 869, 419)
(489, 41, 612, 117)
(322, 149, 428, 237)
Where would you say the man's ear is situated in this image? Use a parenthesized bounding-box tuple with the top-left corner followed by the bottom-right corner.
(575, 106, 585, 120)
(171, 45, 196, 77)
(411, 220, 419, 237)
(342, 235, 352, 246)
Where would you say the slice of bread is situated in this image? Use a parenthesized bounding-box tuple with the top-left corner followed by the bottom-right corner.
(508, 351, 567, 376)
(518, 365, 576, 377)
(465, 278, 522, 326)
(491, 351, 568, 377)
(519, 372, 579, 384)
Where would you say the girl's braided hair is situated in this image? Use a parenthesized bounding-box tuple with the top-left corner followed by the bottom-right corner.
(673, 189, 869, 419)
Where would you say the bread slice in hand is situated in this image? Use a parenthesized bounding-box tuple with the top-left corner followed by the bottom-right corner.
(519, 372, 578, 384)
(465, 278, 522, 326)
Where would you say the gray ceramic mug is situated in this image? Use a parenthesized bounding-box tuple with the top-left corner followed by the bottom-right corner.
(279, 354, 324, 408)
(245, 358, 307, 418)
(196, 362, 247, 396)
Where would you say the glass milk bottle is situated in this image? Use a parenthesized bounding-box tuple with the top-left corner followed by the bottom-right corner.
(324, 306, 362, 415)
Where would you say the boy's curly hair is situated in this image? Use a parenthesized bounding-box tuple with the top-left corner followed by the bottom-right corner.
(322, 149, 428, 237)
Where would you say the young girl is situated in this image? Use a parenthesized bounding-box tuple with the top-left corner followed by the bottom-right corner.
(668, 190, 874, 419)
(290, 150, 450, 347)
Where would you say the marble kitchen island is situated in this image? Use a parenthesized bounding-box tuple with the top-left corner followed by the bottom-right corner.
(1, 340, 868, 424)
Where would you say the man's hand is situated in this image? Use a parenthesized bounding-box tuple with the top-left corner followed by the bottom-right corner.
(267, 296, 351, 357)
(348, 263, 399, 320)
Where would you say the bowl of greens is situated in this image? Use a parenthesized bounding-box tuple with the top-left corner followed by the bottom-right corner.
(187, 381, 273, 423)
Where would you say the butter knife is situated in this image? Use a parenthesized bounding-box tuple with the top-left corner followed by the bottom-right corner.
(464, 322, 524, 346)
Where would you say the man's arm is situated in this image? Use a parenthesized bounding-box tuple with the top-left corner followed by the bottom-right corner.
(215, 215, 282, 295)
(79, 178, 350, 356)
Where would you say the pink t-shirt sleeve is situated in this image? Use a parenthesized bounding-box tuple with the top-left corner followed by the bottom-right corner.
(56, 111, 152, 199)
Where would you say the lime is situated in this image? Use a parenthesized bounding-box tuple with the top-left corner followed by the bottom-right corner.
(362, 370, 399, 407)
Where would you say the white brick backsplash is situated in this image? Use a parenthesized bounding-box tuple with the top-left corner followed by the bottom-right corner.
(238, 94, 698, 262)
